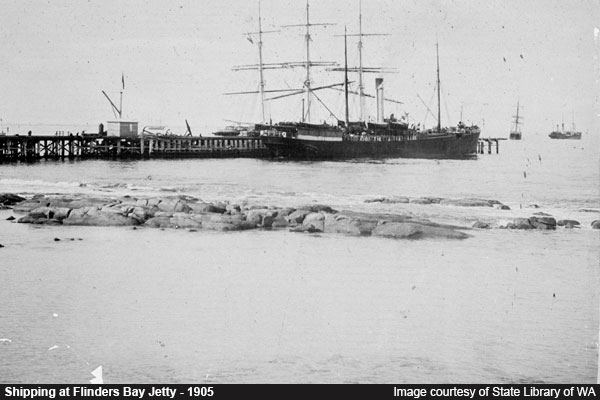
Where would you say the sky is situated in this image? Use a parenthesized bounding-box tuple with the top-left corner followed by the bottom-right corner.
(0, 0, 598, 136)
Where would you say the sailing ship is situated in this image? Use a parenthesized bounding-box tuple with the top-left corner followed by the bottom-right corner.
(509, 102, 522, 140)
(231, 1, 480, 159)
(261, 4, 479, 159)
(549, 115, 582, 140)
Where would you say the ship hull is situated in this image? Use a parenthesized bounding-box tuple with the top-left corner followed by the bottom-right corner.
(509, 132, 522, 140)
(263, 132, 480, 160)
(548, 132, 581, 140)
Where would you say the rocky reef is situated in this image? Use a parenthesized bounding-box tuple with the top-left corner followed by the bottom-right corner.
(2, 193, 598, 242)
(5, 193, 471, 240)
(364, 195, 598, 231)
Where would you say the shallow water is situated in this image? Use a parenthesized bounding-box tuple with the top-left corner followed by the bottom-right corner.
(0, 134, 598, 383)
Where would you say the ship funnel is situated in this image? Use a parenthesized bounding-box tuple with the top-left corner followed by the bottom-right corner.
(376, 78, 384, 123)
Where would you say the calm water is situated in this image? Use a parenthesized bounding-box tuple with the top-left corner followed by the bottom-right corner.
(0, 133, 598, 383)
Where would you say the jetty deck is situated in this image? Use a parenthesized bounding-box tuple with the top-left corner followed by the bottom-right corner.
(0, 134, 267, 162)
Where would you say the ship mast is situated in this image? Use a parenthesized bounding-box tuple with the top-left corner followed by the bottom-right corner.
(224, 1, 284, 124)
(346, 0, 390, 121)
(512, 101, 522, 133)
(257, 1, 266, 123)
(282, 0, 335, 123)
(344, 27, 350, 129)
(304, 1, 311, 122)
(436, 42, 441, 131)
(358, 1, 365, 121)
(226, 1, 338, 123)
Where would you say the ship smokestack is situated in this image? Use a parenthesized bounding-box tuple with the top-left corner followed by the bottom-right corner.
(376, 78, 384, 123)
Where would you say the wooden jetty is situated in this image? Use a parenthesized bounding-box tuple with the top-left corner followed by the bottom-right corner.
(477, 138, 505, 154)
(0, 133, 267, 162)
(0, 132, 505, 161)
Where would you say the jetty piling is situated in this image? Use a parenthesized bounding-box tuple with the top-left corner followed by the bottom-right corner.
(477, 138, 504, 154)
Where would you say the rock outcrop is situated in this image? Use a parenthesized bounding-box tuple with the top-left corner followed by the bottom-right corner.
(529, 216, 557, 230)
(472, 221, 491, 229)
(364, 196, 509, 209)
(0, 193, 26, 207)
(439, 198, 495, 207)
(557, 219, 580, 229)
(372, 222, 470, 240)
(4, 193, 592, 238)
(7, 194, 471, 240)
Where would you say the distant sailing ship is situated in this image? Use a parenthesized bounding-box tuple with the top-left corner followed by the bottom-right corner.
(549, 115, 582, 140)
(509, 102, 522, 140)
(257, 1, 480, 159)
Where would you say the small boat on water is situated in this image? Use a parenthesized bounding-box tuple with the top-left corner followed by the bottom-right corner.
(212, 125, 244, 137)
(509, 102, 523, 140)
(212, 124, 259, 137)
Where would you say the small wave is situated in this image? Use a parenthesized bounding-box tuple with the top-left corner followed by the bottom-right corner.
(97, 182, 129, 189)
(578, 208, 600, 213)
(0, 178, 82, 188)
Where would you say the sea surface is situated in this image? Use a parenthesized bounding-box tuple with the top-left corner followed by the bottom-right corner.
(0, 132, 598, 383)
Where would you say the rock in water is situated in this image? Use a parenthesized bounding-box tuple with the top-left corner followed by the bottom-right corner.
(472, 221, 491, 229)
(200, 214, 256, 231)
(507, 218, 534, 230)
(383, 196, 410, 204)
(301, 212, 325, 232)
(286, 209, 311, 225)
(245, 209, 267, 225)
(371, 222, 469, 240)
(439, 198, 493, 207)
(0, 193, 26, 206)
(324, 213, 382, 236)
(529, 216, 557, 230)
(271, 216, 289, 228)
(63, 210, 138, 227)
(144, 217, 172, 228)
(409, 198, 432, 205)
(557, 219, 580, 227)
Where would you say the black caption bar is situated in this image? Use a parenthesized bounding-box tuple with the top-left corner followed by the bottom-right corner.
(0, 384, 598, 400)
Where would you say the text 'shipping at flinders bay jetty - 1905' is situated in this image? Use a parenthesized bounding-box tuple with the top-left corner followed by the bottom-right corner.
(1, 385, 599, 399)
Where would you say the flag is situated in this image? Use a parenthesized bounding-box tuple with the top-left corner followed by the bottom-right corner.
(246, 34, 254, 44)
(121, 73, 125, 90)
